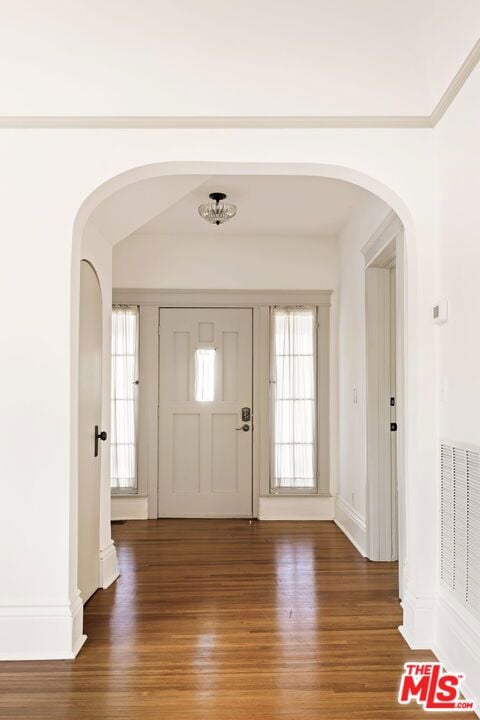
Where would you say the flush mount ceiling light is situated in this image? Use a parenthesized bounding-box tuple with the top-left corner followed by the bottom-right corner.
(198, 192, 237, 226)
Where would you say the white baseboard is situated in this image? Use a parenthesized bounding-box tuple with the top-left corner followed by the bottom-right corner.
(334, 496, 366, 556)
(258, 495, 334, 520)
(99, 540, 120, 589)
(111, 494, 148, 520)
(434, 593, 480, 717)
(399, 588, 436, 650)
(0, 591, 86, 661)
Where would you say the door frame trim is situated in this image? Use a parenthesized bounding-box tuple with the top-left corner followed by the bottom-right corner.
(113, 288, 333, 518)
(363, 216, 406, 594)
(113, 288, 332, 307)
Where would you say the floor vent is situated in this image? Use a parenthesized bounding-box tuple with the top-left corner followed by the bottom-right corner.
(441, 442, 480, 619)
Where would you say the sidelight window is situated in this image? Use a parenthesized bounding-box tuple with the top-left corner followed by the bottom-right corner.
(111, 305, 139, 492)
(271, 306, 317, 491)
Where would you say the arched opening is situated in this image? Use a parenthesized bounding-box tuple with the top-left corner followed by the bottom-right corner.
(71, 161, 417, 655)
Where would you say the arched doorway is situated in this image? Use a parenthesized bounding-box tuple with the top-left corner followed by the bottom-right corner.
(71, 161, 418, 653)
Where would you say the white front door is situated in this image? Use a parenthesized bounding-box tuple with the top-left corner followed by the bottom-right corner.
(158, 308, 253, 517)
(78, 260, 102, 603)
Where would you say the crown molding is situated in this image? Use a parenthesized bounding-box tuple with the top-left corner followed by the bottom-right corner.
(0, 40, 478, 130)
(0, 114, 430, 129)
(430, 37, 480, 126)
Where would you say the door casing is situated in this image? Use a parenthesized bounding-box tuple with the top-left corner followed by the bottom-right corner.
(364, 217, 405, 597)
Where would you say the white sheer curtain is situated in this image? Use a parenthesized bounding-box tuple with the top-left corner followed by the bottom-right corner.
(271, 307, 317, 490)
(111, 306, 139, 491)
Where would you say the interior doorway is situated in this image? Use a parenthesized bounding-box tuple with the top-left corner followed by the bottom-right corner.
(388, 261, 398, 563)
(158, 307, 253, 517)
(365, 221, 405, 594)
(78, 260, 103, 602)
(72, 162, 415, 656)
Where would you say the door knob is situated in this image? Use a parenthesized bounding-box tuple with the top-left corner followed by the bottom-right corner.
(94, 425, 108, 457)
(236, 424, 250, 432)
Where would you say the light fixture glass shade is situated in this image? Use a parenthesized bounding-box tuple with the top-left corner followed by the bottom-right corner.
(198, 193, 237, 225)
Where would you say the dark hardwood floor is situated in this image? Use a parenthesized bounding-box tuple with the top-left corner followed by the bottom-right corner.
(0, 519, 473, 719)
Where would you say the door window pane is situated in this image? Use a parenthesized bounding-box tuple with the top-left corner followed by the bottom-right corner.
(194, 348, 216, 402)
(271, 307, 317, 490)
(111, 306, 139, 491)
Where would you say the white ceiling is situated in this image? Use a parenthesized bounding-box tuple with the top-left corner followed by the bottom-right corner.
(134, 176, 371, 237)
(1, 1, 479, 117)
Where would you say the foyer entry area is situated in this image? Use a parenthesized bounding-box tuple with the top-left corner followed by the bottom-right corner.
(0, 520, 466, 720)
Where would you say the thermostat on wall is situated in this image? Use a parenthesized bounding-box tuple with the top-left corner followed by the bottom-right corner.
(433, 300, 448, 324)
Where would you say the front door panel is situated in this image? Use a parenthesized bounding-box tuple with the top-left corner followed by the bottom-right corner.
(158, 308, 253, 517)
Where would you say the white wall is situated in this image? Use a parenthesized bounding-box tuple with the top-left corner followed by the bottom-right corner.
(434, 59, 480, 708)
(436, 65, 480, 449)
(114, 233, 338, 289)
(336, 196, 390, 552)
(0, 131, 436, 662)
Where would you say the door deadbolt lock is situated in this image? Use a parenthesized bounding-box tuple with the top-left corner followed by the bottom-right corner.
(241, 407, 251, 422)
(390, 422, 398, 432)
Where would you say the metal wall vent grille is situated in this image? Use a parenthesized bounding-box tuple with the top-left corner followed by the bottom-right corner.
(441, 442, 480, 619)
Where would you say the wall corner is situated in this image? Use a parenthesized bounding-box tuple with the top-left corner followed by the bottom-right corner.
(0, 591, 86, 661)
(99, 540, 120, 589)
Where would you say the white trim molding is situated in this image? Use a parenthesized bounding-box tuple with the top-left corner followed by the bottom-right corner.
(334, 496, 367, 556)
(362, 211, 403, 267)
(138, 306, 160, 517)
(0, 115, 431, 129)
(113, 288, 332, 308)
(111, 495, 148, 520)
(430, 38, 480, 126)
(1, 38, 479, 130)
(99, 540, 120, 589)
(435, 592, 480, 715)
(399, 589, 436, 650)
(259, 495, 334, 520)
(363, 217, 406, 580)
(0, 592, 86, 661)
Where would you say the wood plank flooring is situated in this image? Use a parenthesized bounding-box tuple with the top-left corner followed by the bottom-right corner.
(0, 519, 474, 719)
